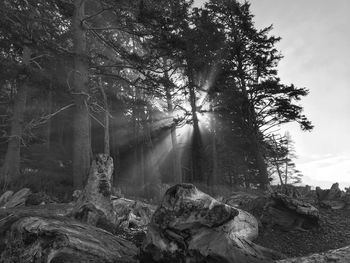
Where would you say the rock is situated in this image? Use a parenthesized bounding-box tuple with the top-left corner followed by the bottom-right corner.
(141, 184, 275, 263)
(0, 191, 14, 206)
(72, 154, 116, 225)
(277, 245, 350, 263)
(3, 188, 31, 208)
(113, 197, 156, 229)
(261, 193, 319, 230)
(0, 214, 138, 263)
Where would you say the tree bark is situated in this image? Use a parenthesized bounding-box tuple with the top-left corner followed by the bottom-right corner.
(187, 63, 202, 183)
(209, 110, 218, 188)
(99, 78, 110, 155)
(165, 71, 182, 184)
(72, 0, 91, 189)
(0, 46, 31, 187)
(46, 87, 53, 150)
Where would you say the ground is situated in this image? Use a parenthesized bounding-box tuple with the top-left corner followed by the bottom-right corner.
(255, 208, 350, 257)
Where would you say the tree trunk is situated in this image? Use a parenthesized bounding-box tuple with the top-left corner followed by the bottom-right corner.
(46, 87, 53, 150)
(238, 62, 269, 190)
(132, 88, 145, 195)
(209, 111, 218, 188)
(253, 134, 269, 189)
(0, 46, 31, 187)
(72, 0, 90, 189)
(187, 67, 202, 183)
(165, 72, 182, 184)
(271, 135, 285, 187)
(98, 78, 110, 155)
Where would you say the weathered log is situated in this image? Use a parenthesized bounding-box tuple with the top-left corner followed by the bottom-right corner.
(3, 188, 31, 208)
(113, 197, 156, 228)
(261, 193, 319, 230)
(141, 184, 280, 263)
(0, 191, 13, 207)
(277, 245, 350, 263)
(0, 210, 138, 263)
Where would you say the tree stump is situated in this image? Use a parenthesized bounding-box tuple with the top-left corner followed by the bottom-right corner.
(71, 154, 116, 225)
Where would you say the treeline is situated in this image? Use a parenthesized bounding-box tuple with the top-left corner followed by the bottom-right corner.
(0, 0, 312, 198)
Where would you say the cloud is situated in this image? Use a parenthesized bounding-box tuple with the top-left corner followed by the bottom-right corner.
(296, 152, 350, 187)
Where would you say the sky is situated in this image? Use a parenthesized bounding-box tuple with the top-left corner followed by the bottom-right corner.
(193, 0, 350, 189)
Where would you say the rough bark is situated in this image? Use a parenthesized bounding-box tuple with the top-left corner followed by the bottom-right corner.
(99, 78, 110, 155)
(209, 109, 218, 188)
(188, 69, 202, 183)
(165, 72, 182, 183)
(72, 0, 91, 189)
(0, 46, 31, 187)
(46, 87, 53, 150)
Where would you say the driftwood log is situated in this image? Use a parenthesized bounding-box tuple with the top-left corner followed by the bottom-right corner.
(142, 184, 283, 263)
(0, 207, 138, 263)
(277, 245, 350, 263)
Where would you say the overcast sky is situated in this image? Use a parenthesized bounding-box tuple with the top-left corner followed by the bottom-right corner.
(193, 0, 350, 189)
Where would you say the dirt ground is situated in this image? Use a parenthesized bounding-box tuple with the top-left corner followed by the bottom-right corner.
(255, 208, 350, 257)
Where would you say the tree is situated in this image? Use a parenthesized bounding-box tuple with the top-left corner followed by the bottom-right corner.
(71, 0, 91, 189)
(0, 0, 65, 187)
(268, 132, 303, 186)
(205, 0, 312, 188)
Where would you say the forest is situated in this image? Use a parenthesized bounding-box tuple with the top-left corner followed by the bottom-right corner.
(3, 1, 350, 263)
(0, 0, 312, 200)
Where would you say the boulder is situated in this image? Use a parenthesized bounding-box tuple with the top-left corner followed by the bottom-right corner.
(277, 245, 350, 263)
(3, 188, 31, 208)
(72, 154, 116, 225)
(141, 184, 276, 263)
(261, 193, 319, 230)
(0, 190, 14, 207)
(0, 213, 138, 263)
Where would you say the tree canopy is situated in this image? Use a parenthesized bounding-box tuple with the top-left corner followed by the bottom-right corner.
(0, 0, 312, 198)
